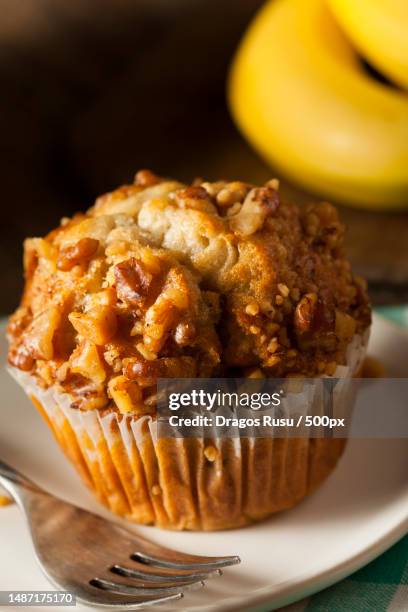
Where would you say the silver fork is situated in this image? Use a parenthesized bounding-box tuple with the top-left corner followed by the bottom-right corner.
(0, 459, 240, 609)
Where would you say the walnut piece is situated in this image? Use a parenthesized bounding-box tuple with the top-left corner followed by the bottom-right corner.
(294, 293, 336, 350)
(70, 340, 106, 384)
(216, 182, 249, 207)
(123, 355, 196, 386)
(294, 293, 318, 333)
(69, 306, 117, 345)
(173, 186, 216, 213)
(8, 346, 34, 371)
(143, 267, 194, 354)
(24, 307, 61, 360)
(57, 238, 99, 271)
(229, 186, 279, 236)
(134, 169, 162, 187)
(108, 375, 148, 415)
(114, 257, 153, 306)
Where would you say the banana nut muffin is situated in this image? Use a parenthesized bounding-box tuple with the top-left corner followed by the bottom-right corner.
(7, 170, 371, 529)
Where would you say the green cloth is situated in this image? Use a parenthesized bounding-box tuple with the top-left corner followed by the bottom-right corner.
(279, 307, 408, 612)
(375, 306, 408, 328)
(280, 537, 408, 612)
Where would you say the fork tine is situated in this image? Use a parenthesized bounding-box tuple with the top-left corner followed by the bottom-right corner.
(131, 551, 241, 571)
(90, 577, 203, 597)
(0, 460, 241, 610)
(127, 531, 241, 570)
(111, 564, 220, 583)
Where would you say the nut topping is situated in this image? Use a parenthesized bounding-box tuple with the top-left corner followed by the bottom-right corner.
(294, 293, 336, 349)
(114, 258, 153, 306)
(7, 170, 371, 413)
(57, 238, 99, 271)
(69, 306, 117, 345)
(294, 293, 318, 333)
(173, 186, 216, 212)
(134, 169, 162, 187)
(229, 186, 279, 236)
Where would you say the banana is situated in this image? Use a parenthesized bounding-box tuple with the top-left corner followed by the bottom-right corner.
(228, 0, 408, 209)
(328, 0, 408, 91)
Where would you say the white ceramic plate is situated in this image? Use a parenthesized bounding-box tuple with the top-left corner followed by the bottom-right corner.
(0, 314, 407, 612)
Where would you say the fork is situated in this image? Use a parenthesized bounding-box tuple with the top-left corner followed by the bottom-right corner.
(0, 459, 240, 609)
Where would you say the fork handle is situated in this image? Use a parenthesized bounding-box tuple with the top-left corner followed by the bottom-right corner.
(0, 459, 42, 502)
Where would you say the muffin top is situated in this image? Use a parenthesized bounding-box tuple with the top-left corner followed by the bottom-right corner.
(8, 170, 371, 414)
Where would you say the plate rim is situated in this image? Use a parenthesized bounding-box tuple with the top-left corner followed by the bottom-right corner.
(1, 313, 407, 612)
(242, 509, 408, 612)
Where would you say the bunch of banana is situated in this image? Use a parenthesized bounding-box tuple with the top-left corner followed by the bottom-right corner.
(228, 0, 408, 209)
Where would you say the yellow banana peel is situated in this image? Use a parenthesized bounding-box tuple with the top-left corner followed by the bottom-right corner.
(228, 0, 408, 210)
(328, 0, 408, 91)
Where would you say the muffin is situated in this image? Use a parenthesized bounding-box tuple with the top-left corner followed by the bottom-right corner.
(7, 170, 371, 530)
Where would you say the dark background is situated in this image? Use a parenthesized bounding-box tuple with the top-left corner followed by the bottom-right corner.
(1, 0, 408, 314)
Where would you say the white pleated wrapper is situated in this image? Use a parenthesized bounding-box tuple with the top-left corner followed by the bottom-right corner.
(7, 331, 369, 531)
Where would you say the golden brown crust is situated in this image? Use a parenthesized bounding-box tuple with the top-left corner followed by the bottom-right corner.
(8, 171, 371, 414)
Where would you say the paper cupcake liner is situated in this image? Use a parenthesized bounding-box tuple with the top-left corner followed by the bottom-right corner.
(8, 332, 368, 530)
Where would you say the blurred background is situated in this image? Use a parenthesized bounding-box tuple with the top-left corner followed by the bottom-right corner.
(1, 0, 407, 314)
